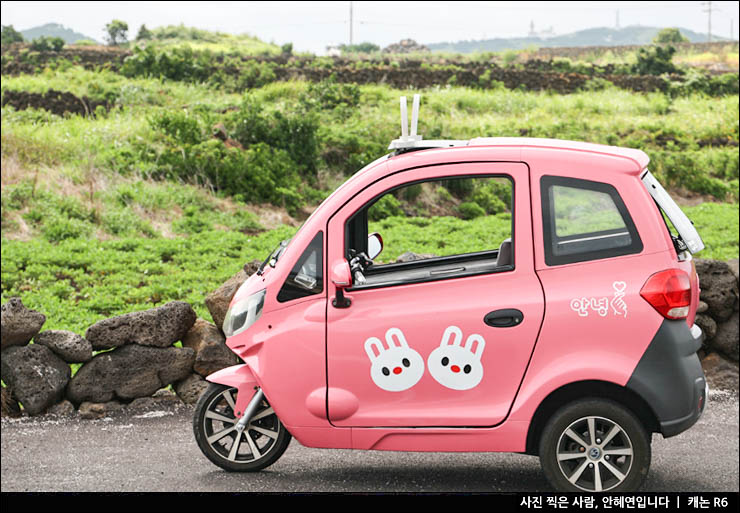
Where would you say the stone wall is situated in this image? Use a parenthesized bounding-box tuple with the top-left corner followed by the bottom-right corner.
(3, 44, 734, 96)
(532, 41, 739, 61)
(0, 260, 261, 419)
(1, 258, 737, 419)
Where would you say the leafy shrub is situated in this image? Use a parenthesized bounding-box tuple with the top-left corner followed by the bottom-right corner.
(501, 49, 519, 67)
(41, 215, 91, 242)
(653, 28, 689, 44)
(368, 195, 403, 221)
(29, 36, 65, 52)
(173, 206, 212, 234)
(101, 208, 156, 237)
(149, 24, 221, 42)
(442, 178, 474, 199)
(228, 210, 263, 233)
(2, 180, 36, 210)
(105, 19, 129, 46)
(136, 24, 153, 41)
(232, 60, 277, 89)
(402, 184, 422, 202)
(340, 42, 380, 54)
(1, 25, 24, 45)
(227, 98, 319, 180)
(471, 184, 508, 214)
(149, 110, 204, 146)
(436, 186, 453, 202)
(580, 77, 614, 92)
(300, 76, 360, 110)
(632, 45, 679, 75)
(707, 73, 740, 96)
(122, 45, 212, 82)
(476, 69, 506, 90)
(667, 70, 739, 97)
(457, 201, 486, 220)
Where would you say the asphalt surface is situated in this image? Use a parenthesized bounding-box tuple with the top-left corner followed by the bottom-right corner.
(1, 389, 738, 492)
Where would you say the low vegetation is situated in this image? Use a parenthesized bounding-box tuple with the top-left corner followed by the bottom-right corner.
(1, 25, 737, 336)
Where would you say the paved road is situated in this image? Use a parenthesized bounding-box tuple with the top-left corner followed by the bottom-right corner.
(1, 390, 738, 492)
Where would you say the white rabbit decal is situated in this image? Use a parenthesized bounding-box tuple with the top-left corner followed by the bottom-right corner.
(427, 326, 486, 391)
(364, 328, 425, 392)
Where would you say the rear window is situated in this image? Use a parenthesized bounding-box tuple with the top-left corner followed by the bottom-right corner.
(541, 176, 643, 266)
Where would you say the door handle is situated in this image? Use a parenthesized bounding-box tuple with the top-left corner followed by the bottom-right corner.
(484, 309, 524, 328)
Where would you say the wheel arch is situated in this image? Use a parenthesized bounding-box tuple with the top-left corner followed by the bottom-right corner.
(524, 380, 659, 456)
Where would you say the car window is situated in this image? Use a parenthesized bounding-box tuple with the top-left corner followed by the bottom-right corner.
(551, 186, 626, 237)
(541, 176, 643, 266)
(347, 175, 513, 272)
(277, 231, 323, 302)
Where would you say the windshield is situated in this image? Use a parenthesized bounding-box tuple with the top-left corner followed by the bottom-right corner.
(257, 239, 291, 275)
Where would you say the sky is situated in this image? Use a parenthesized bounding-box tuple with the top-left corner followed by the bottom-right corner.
(1, 1, 738, 53)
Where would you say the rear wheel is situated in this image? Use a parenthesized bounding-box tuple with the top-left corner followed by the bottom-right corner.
(539, 399, 651, 492)
(193, 383, 291, 472)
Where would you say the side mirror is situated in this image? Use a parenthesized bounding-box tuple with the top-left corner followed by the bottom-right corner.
(330, 259, 352, 308)
(330, 259, 352, 288)
(367, 232, 383, 260)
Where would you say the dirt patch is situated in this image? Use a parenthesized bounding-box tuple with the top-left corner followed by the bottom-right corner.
(1, 89, 110, 117)
(667, 187, 726, 207)
(244, 203, 299, 230)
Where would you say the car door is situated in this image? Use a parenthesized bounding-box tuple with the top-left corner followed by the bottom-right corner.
(325, 162, 545, 427)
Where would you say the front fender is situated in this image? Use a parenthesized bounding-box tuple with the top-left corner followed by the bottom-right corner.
(206, 364, 259, 419)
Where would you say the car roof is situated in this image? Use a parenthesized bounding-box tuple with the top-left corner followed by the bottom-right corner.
(468, 137, 650, 169)
(387, 137, 650, 173)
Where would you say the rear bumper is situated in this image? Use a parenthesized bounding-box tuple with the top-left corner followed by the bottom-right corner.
(626, 321, 707, 438)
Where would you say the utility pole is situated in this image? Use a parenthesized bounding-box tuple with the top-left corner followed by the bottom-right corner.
(349, 1, 354, 46)
(702, 1, 712, 42)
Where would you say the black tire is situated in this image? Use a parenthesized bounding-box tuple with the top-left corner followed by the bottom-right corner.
(539, 398, 651, 492)
(193, 383, 291, 472)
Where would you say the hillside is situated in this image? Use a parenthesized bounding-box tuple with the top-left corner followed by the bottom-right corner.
(19, 22, 98, 44)
(429, 25, 727, 53)
(1, 26, 738, 334)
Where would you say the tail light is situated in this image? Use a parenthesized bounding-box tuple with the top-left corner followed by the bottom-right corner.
(640, 269, 691, 319)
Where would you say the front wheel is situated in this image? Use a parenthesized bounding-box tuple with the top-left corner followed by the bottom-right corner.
(539, 399, 651, 492)
(193, 383, 291, 472)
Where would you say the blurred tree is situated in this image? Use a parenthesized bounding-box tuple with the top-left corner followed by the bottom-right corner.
(653, 28, 689, 44)
(105, 20, 129, 46)
(340, 42, 380, 54)
(29, 36, 65, 52)
(136, 24, 152, 41)
(632, 45, 679, 75)
(1, 25, 24, 46)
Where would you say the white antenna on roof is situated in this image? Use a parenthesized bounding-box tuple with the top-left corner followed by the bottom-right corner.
(389, 94, 422, 149)
(387, 94, 468, 151)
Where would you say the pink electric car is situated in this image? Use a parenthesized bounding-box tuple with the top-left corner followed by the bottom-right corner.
(193, 96, 707, 492)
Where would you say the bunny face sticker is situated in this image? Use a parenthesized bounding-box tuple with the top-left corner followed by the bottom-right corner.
(364, 328, 425, 392)
(427, 326, 486, 391)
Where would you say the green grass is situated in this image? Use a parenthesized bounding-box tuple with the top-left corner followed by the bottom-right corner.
(681, 203, 740, 261)
(1, 178, 263, 242)
(2, 68, 738, 199)
(370, 214, 513, 264)
(138, 25, 280, 56)
(0, 227, 295, 334)
(2, 202, 735, 336)
(1, 57, 737, 338)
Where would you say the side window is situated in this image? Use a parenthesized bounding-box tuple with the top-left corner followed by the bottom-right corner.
(345, 175, 514, 288)
(277, 231, 323, 302)
(541, 176, 643, 266)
